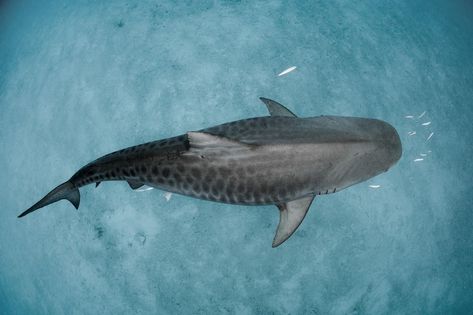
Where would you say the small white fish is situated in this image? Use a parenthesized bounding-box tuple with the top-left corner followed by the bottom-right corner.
(136, 186, 154, 192)
(426, 132, 434, 141)
(164, 192, 173, 201)
(421, 121, 431, 126)
(414, 158, 424, 162)
(420, 153, 427, 157)
(418, 111, 426, 119)
(369, 185, 381, 189)
(278, 66, 297, 76)
(405, 115, 414, 119)
(408, 131, 416, 136)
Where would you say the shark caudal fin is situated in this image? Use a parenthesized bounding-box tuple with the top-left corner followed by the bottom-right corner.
(18, 181, 80, 218)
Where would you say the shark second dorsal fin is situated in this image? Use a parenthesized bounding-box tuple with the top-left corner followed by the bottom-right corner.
(127, 180, 144, 190)
(259, 97, 297, 117)
(272, 195, 315, 247)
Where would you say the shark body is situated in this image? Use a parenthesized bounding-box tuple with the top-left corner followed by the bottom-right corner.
(19, 98, 402, 247)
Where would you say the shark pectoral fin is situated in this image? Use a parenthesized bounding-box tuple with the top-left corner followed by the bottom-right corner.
(127, 180, 144, 190)
(259, 97, 297, 117)
(272, 195, 315, 248)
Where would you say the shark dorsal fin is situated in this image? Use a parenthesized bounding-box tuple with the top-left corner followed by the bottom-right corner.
(127, 180, 144, 190)
(187, 132, 252, 149)
(259, 97, 297, 117)
(186, 132, 254, 158)
(272, 195, 315, 247)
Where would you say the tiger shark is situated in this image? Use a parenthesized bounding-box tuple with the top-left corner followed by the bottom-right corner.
(18, 98, 402, 247)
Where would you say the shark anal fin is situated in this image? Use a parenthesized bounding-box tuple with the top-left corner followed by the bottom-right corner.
(127, 180, 144, 190)
(259, 97, 297, 117)
(272, 195, 315, 247)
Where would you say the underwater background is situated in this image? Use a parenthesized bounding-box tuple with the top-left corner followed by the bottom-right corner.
(1, 0, 472, 314)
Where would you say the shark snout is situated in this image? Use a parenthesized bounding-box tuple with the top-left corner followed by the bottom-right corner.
(391, 126, 402, 162)
(381, 121, 402, 166)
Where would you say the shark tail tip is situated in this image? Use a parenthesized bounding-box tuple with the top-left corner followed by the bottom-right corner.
(17, 212, 27, 218)
(18, 181, 80, 218)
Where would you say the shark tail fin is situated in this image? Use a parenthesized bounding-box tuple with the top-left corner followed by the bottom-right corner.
(18, 181, 80, 218)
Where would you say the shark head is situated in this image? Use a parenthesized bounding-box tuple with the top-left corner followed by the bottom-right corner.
(321, 116, 403, 190)
(355, 118, 403, 180)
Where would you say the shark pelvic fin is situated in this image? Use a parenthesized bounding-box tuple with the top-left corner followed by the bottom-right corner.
(259, 97, 297, 117)
(127, 180, 144, 190)
(272, 195, 315, 247)
(95, 182, 101, 188)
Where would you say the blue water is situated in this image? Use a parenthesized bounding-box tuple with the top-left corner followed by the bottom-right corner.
(1, 1, 472, 314)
